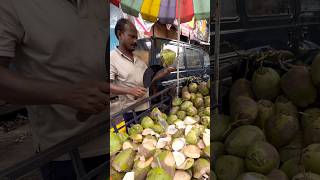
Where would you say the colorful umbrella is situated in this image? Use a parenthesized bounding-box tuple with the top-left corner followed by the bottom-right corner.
(119, 0, 210, 24)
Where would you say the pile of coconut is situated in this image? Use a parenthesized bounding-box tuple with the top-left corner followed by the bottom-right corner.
(110, 80, 211, 180)
(212, 52, 320, 180)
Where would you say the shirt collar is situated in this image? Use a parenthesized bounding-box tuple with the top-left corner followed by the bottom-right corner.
(115, 47, 136, 63)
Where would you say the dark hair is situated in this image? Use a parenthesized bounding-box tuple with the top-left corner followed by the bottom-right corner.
(114, 18, 131, 39)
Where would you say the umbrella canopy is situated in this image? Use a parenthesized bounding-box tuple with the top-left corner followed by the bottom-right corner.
(119, 0, 210, 24)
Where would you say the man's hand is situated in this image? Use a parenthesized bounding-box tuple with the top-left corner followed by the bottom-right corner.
(62, 81, 107, 114)
(128, 86, 146, 98)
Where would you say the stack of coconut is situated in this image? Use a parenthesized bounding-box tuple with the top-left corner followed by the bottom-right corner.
(110, 80, 211, 180)
(212, 53, 320, 180)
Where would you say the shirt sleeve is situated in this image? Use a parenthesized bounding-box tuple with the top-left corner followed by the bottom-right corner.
(109, 52, 118, 80)
(0, 0, 24, 58)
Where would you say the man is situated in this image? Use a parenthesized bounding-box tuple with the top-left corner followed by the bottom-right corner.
(0, 0, 107, 179)
(110, 18, 175, 123)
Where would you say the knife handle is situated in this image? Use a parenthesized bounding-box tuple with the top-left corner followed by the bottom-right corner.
(76, 112, 92, 122)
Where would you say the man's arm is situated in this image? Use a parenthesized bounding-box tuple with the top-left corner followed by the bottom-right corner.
(110, 83, 146, 97)
(0, 56, 107, 113)
(151, 67, 176, 84)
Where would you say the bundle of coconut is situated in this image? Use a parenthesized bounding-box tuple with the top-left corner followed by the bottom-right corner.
(110, 80, 211, 180)
(212, 52, 320, 180)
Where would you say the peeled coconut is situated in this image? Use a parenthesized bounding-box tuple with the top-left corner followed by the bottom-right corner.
(245, 141, 280, 174)
(151, 150, 176, 177)
(188, 83, 198, 93)
(173, 170, 191, 180)
(138, 142, 156, 159)
(267, 169, 289, 180)
(183, 145, 201, 158)
(198, 81, 209, 96)
(292, 172, 320, 180)
(229, 78, 254, 104)
(133, 157, 153, 180)
(304, 118, 320, 146)
(256, 100, 275, 130)
(265, 114, 299, 148)
(192, 158, 210, 179)
(112, 148, 136, 172)
(215, 155, 245, 180)
(230, 96, 258, 124)
(236, 172, 269, 180)
(280, 157, 303, 179)
(182, 91, 191, 101)
(172, 151, 186, 167)
(141, 116, 155, 129)
(252, 67, 281, 100)
(280, 66, 317, 108)
(311, 52, 320, 87)
(146, 167, 172, 180)
(212, 115, 231, 141)
(167, 115, 178, 125)
(172, 138, 186, 151)
(302, 143, 320, 175)
(110, 132, 122, 156)
(176, 158, 194, 170)
(301, 108, 320, 130)
(225, 125, 265, 157)
(275, 95, 298, 118)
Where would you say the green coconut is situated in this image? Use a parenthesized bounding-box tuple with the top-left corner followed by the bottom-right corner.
(275, 95, 298, 118)
(267, 169, 289, 180)
(301, 108, 320, 130)
(311, 52, 320, 87)
(280, 66, 317, 108)
(111, 148, 136, 172)
(167, 115, 178, 125)
(150, 107, 163, 120)
(304, 118, 320, 146)
(186, 129, 199, 145)
(182, 86, 189, 93)
(193, 97, 204, 108)
(204, 96, 210, 107)
(198, 81, 209, 96)
(118, 132, 129, 143)
(192, 158, 210, 178)
(236, 172, 269, 180)
(245, 141, 280, 174)
(141, 116, 155, 129)
(190, 93, 196, 102)
(302, 143, 320, 174)
(200, 116, 210, 128)
(172, 97, 183, 106)
(146, 167, 172, 180)
(256, 100, 275, 130)
(186, 106, 198, 116)
(110, 167, 125, 180)
(152, 124, 165, 134)
(177, 111, 187, 120)
(203, 145, 210, 158)
(169, 106, 180, 115)
(160, 49, 176, 67)
(252, 67, 281, 100)
(182, 91, 191, 101)
(229, 78, 254, 104)
(225, 125, 265, 157)
(151, 150, 176, 177)
(180, 101, 193, 111)
(133, 157, 153, 180)
(128, 124, 144, 136)
(212, 115, 231, 141)
(230, 96, 258, 124)
(280, 157, 303, 179)
(110, 132, 122, 156)
(172, 129, 184, 139)
(188, 83, 198, 93)
(215, 155, 245, 180)
(212, 142, 226, 165)
(279, 131, 303, 163)
(292, 172, 320, 180)
(265, 114, 300, 148)
(204, 107, 210, 116)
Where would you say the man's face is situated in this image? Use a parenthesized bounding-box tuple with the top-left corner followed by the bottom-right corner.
(119, 23, 138, 51)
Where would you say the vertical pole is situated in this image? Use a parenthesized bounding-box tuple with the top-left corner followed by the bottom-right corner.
(214, 0, 221, 122)
(176, 0, 182, 97)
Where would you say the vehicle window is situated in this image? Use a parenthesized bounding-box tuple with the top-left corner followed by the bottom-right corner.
(246, 0, 291, 16)
(301, 0, 320, 11)
(212, 0, 238, 18)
